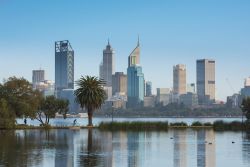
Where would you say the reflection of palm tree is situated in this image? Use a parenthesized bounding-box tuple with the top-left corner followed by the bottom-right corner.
(74, 76, 106, 126)
(81, 129, 100, 167)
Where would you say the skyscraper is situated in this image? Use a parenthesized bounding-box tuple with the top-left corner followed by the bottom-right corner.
(112, 72, 127, 95)
(173, 64, 186, 95)
(145, 81, 152, 96)
(55, 40, 74, 97)
(32, 69, 45, 86)
(196, 59, 215, 104)
(102, 40, 115, 86)
(99, 61, 104, 80)
(127, 39, 144, 108)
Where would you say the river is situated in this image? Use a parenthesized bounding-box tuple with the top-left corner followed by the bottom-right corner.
(0, 128, 250, 167)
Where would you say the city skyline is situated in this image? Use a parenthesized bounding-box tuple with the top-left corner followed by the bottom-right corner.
(0, 0, 250, 101)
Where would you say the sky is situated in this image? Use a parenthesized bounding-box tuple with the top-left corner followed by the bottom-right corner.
(0, 0, 250, 101)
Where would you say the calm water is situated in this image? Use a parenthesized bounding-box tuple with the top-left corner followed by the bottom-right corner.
(16, 117, 242, 127)
(1, 129, 250, 167)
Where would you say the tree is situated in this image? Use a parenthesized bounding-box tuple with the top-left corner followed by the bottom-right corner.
(74, 76, 106, 126)
(0, 77, 42, 119)
(36, 96, 69, 125)
(241, 97, 250, 121)
(0, 98, 15, 129)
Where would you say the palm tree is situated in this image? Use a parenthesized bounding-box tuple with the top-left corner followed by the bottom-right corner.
(74, 76, 106, 126)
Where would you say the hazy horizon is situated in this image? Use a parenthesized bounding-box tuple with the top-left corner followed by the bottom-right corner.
(0, 0, 250, 101)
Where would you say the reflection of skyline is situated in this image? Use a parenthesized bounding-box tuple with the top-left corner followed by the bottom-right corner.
(197, 129, 216, 167)
(54, 130, 74, 167)
(173, 130, 187, 167)
(3, 129, 250, 167)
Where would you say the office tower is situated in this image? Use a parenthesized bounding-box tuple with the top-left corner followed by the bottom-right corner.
(127, 39, 144, 108)
(32, 69, 45, 88)
(102, 40, 115, 86)
(99, 61, 104, 80)
(196, 59, 215, 104)
(112, 72, 127, 95)
(55, 40, 74, 97)
(173, 64, 186, 95)
(145, 81, 152, 96)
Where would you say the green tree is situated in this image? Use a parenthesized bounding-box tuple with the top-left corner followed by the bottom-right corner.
(36, 96, 69, 125)
(74, 76, 106, 126)
(0, 98, 15, 129)
(241, 97, 250, 121)
(0, 77, 42, 119)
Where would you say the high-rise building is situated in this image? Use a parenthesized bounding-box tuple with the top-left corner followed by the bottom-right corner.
(102, 40, 115, 86)
(55, 40, 74, 97)
(99, 61, 104, 80)
(127, 39, 144, 108)
(112, 72, 127, 95)
(32, 69, 45, 86)
(173, 64, 186, 95)
(196, 59, 215, 104)
(145, 81, 152, 96)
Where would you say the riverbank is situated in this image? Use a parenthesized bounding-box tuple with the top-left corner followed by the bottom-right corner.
(3, 120, 248, 131)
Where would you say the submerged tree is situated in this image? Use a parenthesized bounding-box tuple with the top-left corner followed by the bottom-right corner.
(74, 76, 106, 126)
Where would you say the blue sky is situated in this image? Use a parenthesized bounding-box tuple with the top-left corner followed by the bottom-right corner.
(0, 0, 250, 101)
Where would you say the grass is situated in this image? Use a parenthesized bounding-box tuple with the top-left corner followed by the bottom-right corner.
(98, 121, 169, 131)
(213, 120, 244, 131)
(170, 122, 188, 127)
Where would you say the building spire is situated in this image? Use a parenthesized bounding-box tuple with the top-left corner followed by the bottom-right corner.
(108, 38, 110, 46)
(137, 35, 140, 46)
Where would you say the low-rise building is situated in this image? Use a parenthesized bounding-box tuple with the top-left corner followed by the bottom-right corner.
(156, 88, 171, 106)
(144, 96, 155, 107)
(180, 92, 198, 107)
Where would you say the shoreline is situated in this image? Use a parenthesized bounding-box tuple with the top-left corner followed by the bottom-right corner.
(1, 120, 247, 131)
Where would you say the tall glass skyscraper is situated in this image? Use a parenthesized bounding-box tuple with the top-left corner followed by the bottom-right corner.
(196, 59, 215, 104)
(127, 39, 144, 108)
(55, 40, 74, 97)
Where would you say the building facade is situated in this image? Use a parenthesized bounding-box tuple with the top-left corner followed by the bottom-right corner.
(196, 59, 215, 105)
(102, 41, 115, 86)
(187, 83, 196, 93)
(32, 69, 45, 88)
(145, 81, 152, 96)
(112, 72, 127, 95)
(173, 64, 186, 95)
(55, 40, 74, 97)
(127, 39, 144, 108)
(156, 88, 171, 106)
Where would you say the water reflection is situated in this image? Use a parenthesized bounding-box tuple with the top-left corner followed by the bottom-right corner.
(197, 129, 216, 167)
(0, 129, 250, 167)
(173, 130, 187, 167)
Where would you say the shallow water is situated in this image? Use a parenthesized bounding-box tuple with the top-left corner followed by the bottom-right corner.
(0, 129, 250, 167)
(16, 117, 243, 127)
